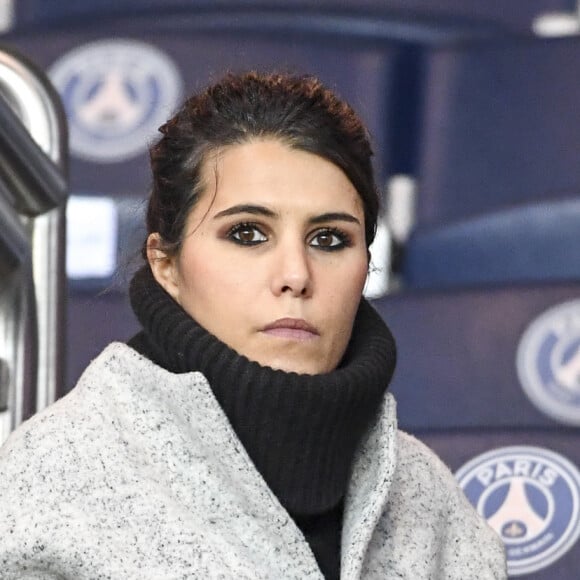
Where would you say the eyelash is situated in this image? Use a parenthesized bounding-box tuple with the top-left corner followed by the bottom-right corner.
(309, 227, 352, 251)
(226, 222, 352, 251)
(226, 222, 267, 246)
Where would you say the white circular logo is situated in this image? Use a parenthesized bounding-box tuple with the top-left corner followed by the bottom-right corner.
(48, 39, 182, 163)
(456, 446, 580, 576)
(516, 300, 580, 425)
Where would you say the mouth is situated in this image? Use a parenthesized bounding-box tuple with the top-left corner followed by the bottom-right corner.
(261, 318, 320, 341)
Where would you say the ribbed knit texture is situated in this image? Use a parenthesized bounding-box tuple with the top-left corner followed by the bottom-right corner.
(128, 266, 396, 578)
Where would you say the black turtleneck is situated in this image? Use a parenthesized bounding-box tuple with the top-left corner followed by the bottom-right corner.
(127, 266, 396, 579)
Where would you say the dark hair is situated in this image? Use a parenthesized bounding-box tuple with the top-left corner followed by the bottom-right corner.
(145, 71, 379, 257)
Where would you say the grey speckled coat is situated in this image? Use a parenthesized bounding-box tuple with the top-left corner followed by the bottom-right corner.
(0, 344, 507, 579)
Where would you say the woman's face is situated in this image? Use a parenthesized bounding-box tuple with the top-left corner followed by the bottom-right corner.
(149, 139, 368, 374)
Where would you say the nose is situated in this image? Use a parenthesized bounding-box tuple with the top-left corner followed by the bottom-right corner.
(270, 239, 312, 298)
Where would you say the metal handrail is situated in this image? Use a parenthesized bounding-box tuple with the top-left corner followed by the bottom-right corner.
(0, 45, 68, 439)
(0, 179, 28, 276)
(0, 91, 67, 215)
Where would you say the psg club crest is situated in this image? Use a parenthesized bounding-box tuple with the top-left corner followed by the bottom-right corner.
(456, 446, 580, 576)
(516, 300, 580, 425)
(48, 39, 182, 163)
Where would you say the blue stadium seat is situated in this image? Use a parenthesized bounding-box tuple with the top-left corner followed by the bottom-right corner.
(403, 196, 580, 289)
(415, 35, 580, 227)
(383, 0, 576, 33)
(11, 0, 575, 36)
(8, 22, 406, 192)
(422, 430, 580, 579)
(399, 35, 580, 289)
(372, 282, 580, 429)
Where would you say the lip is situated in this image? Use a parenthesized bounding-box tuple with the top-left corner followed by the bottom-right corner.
(261, 318, 320, 340)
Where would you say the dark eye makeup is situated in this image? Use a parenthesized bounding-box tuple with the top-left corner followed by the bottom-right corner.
(226, 222, 267, 245)
(225, 222, 353, 251)
(309, 227, 352, 251)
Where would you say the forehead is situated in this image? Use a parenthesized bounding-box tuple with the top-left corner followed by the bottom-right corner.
(198, 139, 364, 216)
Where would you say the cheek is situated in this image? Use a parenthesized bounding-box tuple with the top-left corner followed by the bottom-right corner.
(178, 251, 258, 313)
(325, 258, 368, 325)
(345, 254, 369, 294)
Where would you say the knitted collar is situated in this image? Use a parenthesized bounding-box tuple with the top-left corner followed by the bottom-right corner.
(128, 266, 396, 516)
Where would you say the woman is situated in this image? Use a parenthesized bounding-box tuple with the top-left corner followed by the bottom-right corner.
(0, 72, 506, 579)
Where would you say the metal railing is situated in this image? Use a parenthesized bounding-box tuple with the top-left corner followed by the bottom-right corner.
(0, 45, 68, 444)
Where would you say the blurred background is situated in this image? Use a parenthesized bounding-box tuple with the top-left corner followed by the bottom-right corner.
(0, 1, 580, 577)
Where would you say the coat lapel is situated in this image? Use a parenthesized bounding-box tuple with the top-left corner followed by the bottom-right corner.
(341, 393, 398, 580)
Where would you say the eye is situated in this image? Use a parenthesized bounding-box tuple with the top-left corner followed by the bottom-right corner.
(309, 228, 351, 251)
(227, 223, 268, 246)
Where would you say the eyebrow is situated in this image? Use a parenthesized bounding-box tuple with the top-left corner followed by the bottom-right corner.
(213, 204, 277, 219)
(213, 204, 361, 225)
(309, 212, 361, 225)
